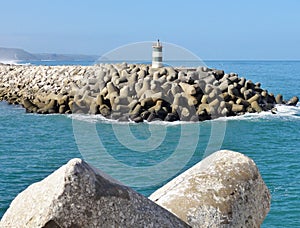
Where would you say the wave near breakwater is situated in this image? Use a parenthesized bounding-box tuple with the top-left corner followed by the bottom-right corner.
(0, 63, 298, 123)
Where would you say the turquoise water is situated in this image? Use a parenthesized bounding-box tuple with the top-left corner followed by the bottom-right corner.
(1, 61, 300, 227)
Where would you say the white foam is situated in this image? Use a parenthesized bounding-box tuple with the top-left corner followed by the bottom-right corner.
(148, 120, 196, 126)
(68, 103, 300, 125)
(275, 103, 300, 116)
(0, 60, 20, 65)
(214, 103, 300, 122)
(69, 114, 119, 124)
(18, 62, 31, 66)
(0, 60, 31, 66)
(69, 113, 199, 126)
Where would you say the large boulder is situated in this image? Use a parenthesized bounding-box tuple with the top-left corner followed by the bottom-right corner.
(0, 158, 189, 228)
(149, 150, 271, 228)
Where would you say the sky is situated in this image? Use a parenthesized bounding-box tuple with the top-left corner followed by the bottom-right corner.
(0, 0, 299, 60)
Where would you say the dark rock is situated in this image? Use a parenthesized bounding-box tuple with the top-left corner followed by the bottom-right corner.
(286, 96, 299, 106)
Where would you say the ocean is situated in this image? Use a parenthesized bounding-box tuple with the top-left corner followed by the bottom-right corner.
(0, 60, 299, 227)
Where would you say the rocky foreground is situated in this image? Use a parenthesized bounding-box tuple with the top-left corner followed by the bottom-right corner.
(0, 63, 298, 122)
(0, 150, 270, 227)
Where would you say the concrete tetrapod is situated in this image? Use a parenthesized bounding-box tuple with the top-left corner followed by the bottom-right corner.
(149, 150, 271, 228)
(0, 159, 189, 228)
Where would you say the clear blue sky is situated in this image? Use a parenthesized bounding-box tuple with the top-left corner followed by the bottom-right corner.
(0, 0, 299, 60)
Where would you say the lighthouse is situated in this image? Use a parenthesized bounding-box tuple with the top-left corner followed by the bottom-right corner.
(152, 39, 163, 68)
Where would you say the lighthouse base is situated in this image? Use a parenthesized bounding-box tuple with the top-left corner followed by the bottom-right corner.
(152, 62, 163, 68)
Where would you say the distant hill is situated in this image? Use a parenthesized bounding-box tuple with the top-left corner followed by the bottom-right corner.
(34, 53, 99, 61)
(0, 47, 38, 61)
(0, 47, 99, 62)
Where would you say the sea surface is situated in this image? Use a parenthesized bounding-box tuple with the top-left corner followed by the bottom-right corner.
(0, 60, 299, 227)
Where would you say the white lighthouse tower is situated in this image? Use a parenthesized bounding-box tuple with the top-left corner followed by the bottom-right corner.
(152, 39, 163, 68)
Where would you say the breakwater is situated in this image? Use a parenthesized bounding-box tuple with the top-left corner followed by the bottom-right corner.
(0, 63, 298, 122)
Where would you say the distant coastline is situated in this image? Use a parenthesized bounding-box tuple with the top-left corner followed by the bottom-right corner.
(0, 47, 99, 63)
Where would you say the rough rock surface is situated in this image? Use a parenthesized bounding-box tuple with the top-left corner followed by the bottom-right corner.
(0, 158, 189, 228)
(149, 150, 271, 228)
(0, 63, 298, 122)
